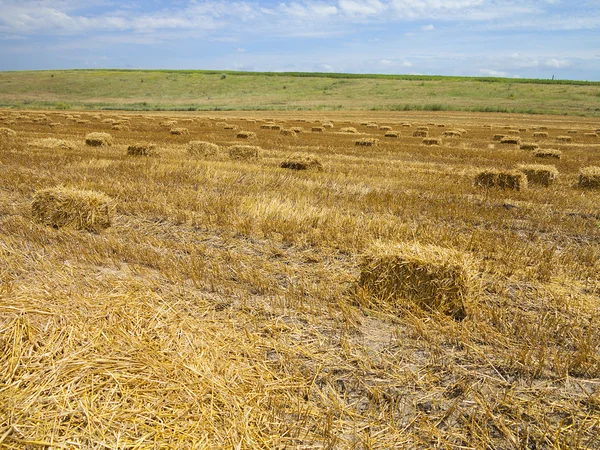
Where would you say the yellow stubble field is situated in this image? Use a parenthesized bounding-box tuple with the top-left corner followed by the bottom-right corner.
(1, 109, 599, 449)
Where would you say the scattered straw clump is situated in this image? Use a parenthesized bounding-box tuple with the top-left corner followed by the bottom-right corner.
(520, 143, 539, 151)
(355, 138, 379, 147)
(413, 130, 428, 137)
(228, 145, 261, 160)
(112, 124, 130, 131)
(556, 136, 573, 142)
(280, 155, 323, 172)
(160, 120, 177, 127)
(32, 187, 113, 232)
(28, 138, 76, 150)
(170, 127, 189, 135)
(423, 138, 442, 146)
(500, 137, 521, 145)
(340, 127, 358, 133)
(358, 241, 477, 320)
(311, 127, 324, 133)
(236, 131, 256, 139)
(260, 124, 275, 130)
(187, 141, 220, 157)
(280, 129, 297, 137)
(534, 149, 562, 159)
(578, 166, 600, 189)
(518, 164, 558, 187)
(85, 132, 113, 147)
(474, 169, 528, 191)
(533, 132, 549, 138)
(384, 131, 400, 138)
(223, 124, 238, 130)
(443, 130, 462, 138)
(0, 127, 16, 137)
(127, 142, 157, 157)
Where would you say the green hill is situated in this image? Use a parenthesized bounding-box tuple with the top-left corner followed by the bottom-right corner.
(1, 69, 599, 115)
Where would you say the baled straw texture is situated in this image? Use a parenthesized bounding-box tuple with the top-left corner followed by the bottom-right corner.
(28, 138, 75, 150)
(0, 127, 16, 137)
(228, 145, 261, 160)
(237, 131, 256, 139)
(127, 142, 157, 156)
(579, 166, 600, 189)
(518, 164, 558, 187)
(188, 141, 220, 157)
(422, 138, 441, 146)
(474, 169, 528, 191)
(280, 155, 323, 172)
(32, 187, 113, 231)
(413, 130, 428, 137)
(358, 241, 478, 320)
(500, 137, 521, 145)
(355, 138, 379, 147)
(170, 127, 189, 135)
(85, 132, 113, 147)
(534, 149, 562, 159)
(520, 143, 540, 151)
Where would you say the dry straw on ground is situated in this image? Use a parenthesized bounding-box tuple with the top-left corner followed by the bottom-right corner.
(85, 132, 113, 147)
(423, 138, 441, 146)
(518, 164, 558, 187)
(127, 142, 157, 156)
(28, 138, 75, 150)
(280, 155, 323, 171)
(474, 169, 528, 191)
(492, 134, 506, 141)
(0, 127, 16, 137)
(355, 138, 379, 146)
(290, 127, 304, 133)
(228, 145, 261, 160)
(534, 149, 562, 159)
(358, 241, 477, 320)
(32, 187, 113, 231)
(280, 129, 297, 137)
(187, 141, 220, 157)
(236, 131, 256, 139)
(578, 166, 600, 188)
(443, 130, 462, 138)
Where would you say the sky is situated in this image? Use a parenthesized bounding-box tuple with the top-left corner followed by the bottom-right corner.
(0, 0, 599, 80)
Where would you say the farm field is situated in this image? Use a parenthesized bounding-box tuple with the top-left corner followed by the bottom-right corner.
(1, 109, 600, 448)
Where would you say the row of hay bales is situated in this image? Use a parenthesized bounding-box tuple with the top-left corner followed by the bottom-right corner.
(474, 165, 600, 190)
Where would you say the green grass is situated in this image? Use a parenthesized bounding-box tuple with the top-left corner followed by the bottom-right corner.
(0, 69, 599, 115)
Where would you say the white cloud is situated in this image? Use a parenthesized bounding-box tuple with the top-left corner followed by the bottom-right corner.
(544, 58, 571, 68)
(380, 59, 393, 65)
(479, 68, 508, 77)
(421, 24, 434, 31)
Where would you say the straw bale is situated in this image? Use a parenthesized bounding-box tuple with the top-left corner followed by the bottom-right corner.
(507, 129, 520, 135)
(401, 123, 412, 127)
(28, 138, 76, 150)
(270, 125, 282, 131)
(442, 131, 462, 138)
(556, 136, 572, 142)
(187, 141, 220, 157)
(355, 138, 379, 147)
(384, 131, 400, 138)
(280, 155, 323, 172)
(170, 127, 189, 135)
(533, 132, 549, 138)
(413, 130, 428, 137)
(358, 241, 477, 320)
(224, 124, 238, 130)
(0, 127, 16, 137)
(228, 145, 261, 160)
(85, 132, 113, 147)
(260, 124, 275, 129)
(322, 122, 334, 128)
(32, 187, 113, 231)
(422, 138, 441, 146)
(500, 137, 521, 145)
(518, 164, 558, 187)
(290, 127, 304, 133)
(280, 129, 297, 137)
(492, 134, 506, 141)
(537, 126, 548, 130)
(340, 127, 358, 133)
(474, 169, 527, 191)
(236, 131, 256, 139)
(579, 166, 600, 189)
(567, 130, 578, 134)
(416, 126, 429, 131)
(379, 126, 392, 131)
(584, 133, 597, 137)
(534, 149, 562, 160)
(48, 122, 62, 128)
(437, 124, 446, 128)
(112, 124, 130, 131)
(520, 143, 539, 151)
(311, 127, 324, 132)
(127, 142, 157, 156)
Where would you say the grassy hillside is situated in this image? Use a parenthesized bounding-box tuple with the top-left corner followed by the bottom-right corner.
(1, 69, 600, 115)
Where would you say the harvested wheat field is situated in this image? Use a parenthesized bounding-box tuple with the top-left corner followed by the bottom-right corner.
(1, 109, 600, 449)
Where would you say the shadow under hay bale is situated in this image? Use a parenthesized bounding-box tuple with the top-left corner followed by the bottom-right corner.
(280, 155, 323, 171)
(534, 149, 562, 160)
(579, 166, 600, 189)
(518, 164, 558, 187)
(358, 241, 477, 320)
(32, 187, 113, 232)
(355, 138, 379, 146)
(474, 169, 527, 191)
(85, 132, 112, 147)
(127, 142, 157, 156)
(236, 131, 256, 139)
(228, 145, 261, 160)
(187, 141, 219, 157)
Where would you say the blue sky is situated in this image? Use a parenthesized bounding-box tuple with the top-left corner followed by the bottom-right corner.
(0, 0, 599, 80)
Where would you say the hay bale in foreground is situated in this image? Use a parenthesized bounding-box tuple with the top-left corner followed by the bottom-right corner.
(534, 149, 562, 159)
(422, 138, 441, 146)
(85, 132, 113, 147)
(32, 187, 113, 231)
(311, 127, 324, 133)
(355, 138, 379, 146)
(0, 127, 16, 137)
(228, 145, 261, 160)
(518, 164, 558, 187)
(187, 141, 220, 157)
(280, 155, 323, 171)
(127, 142, 157, 156)
(358, 241, 477, 320)
(236, 131, 256, 139)
(474, 169, 527, 191)
(579, 166, 600, 189)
